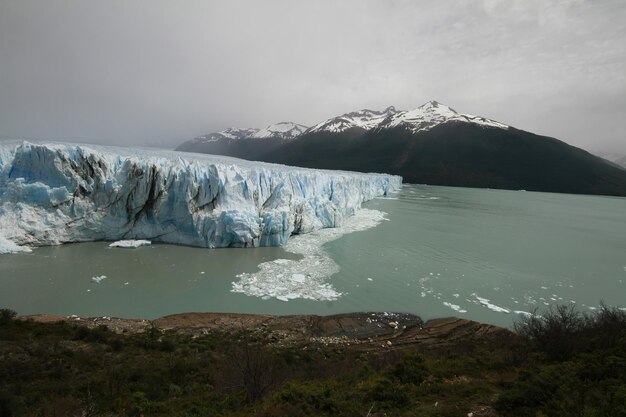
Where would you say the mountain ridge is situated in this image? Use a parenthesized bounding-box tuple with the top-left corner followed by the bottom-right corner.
(175, 101, 626, 197)
(178, 100, 510, 147)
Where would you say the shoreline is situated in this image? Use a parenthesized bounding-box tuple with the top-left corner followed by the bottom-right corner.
(20, 311, 514, 349)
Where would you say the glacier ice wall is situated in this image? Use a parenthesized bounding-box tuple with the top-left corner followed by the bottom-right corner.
(0, 141, 401, 253)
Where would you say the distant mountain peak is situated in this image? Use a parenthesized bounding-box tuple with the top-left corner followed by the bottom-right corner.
(308, 106, 400, 134)
(380, 101, 508, 133)
(188, 101, 509, 146)
(307, 101, 508, 135)
(191, 122, 308, 144)
(192, 127, 260, 143)
(417, 100, 456, 112)
(252, 122, 309, 140)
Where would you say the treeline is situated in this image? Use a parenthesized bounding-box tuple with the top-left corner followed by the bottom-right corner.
(0, 304, 625, 417)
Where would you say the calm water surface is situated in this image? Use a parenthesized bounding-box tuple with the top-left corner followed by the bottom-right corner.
(1, 184, 625, 327)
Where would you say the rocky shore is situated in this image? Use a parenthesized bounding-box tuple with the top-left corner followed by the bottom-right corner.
(21, 311, 514, 350)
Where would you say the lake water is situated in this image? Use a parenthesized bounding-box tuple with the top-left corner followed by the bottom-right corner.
(1, 184, 625, 327)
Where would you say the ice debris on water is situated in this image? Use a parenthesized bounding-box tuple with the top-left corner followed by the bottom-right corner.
(290, 274, 306, 283)
(91, 275, 107, 283)
(231, 208, 388, 301)
(0, 236, 32, 254)
(109, 240, 151, 248)
(471, 293, 510, 313)
(0, 141, 401, 254)
(443, 301, 467, 313)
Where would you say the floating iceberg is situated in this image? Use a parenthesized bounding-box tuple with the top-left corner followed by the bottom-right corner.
(91, 275, 107, 283)
(443, 301, 467, 313)
(0, 141, 401, 253)
(109, 239, 152, 248)
(471, 293, 511, 314)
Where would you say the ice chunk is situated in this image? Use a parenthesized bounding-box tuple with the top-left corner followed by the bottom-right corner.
(471, 293, 511, 313)
(109, 240, 152, 248)
(91, 275, 107, 283)
(290, 274, 306, 283)
(443, 301, 467, 313)
(0, 236, 32, 254)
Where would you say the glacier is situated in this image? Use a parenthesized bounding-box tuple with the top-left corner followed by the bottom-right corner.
(0, 141, 401, 254)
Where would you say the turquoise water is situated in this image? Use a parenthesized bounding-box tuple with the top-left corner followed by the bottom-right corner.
(1, 184, 625, 327)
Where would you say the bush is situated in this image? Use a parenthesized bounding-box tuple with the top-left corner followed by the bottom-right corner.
(0, 308, 17, 324)
(278, 382, 341, 414)
(387, 352, 428, 385)
(584, 302, 626, 348)
(500, 304, 626, 416)
(515, 303, 626, 360)
(367, 377, 411, 409)
(514, 304, 584, 360)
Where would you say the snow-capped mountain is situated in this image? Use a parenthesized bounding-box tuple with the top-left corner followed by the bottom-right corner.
(185, 100, 507, 147)
(252, 122, 308, 139)
(191, 122, 308, 144)
(378, 101, 509, 133)
(192, 127, 260, 143)
(176, 100, 626, 196)
(307, 101, 509, 135)
(307, 106, 398, 134)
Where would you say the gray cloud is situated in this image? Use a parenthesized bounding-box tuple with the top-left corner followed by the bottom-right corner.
(1, 0, 625, 152)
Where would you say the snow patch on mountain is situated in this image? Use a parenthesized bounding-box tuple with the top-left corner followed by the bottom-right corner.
(382, 101, 509, 133)
(192, 122, 309, 144)
(0, 141, 401, 254)
(307, 106, 398, 134)
(185, 100, 508, 147)
(252, 122, 309, 139)
(192, 127, 260, 143)
(308, 101, 509, 135)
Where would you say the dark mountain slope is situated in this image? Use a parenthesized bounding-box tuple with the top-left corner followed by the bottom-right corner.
(175, 101, 626, 197)
(264, 123, 626, 196)
(176, 137, 288, 161)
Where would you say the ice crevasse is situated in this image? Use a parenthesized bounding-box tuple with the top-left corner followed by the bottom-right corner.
(0, 141, 401, 253)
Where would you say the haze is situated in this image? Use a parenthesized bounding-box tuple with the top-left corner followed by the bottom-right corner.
(1, 0, 625, 153)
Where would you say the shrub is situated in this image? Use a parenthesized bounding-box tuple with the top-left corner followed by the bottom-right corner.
(501, 304, 626, 416)
(0, 308, 17, 324)
(514, 304, 584, 360)
(387, 352, 428, 385)
(515, 303, 626, 360)
(278, 382, 341, 414)
(584, 302, 626, 348)
(367, 377, 411, 409)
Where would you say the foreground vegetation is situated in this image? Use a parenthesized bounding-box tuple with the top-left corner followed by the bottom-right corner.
(1, 305, 625, 417)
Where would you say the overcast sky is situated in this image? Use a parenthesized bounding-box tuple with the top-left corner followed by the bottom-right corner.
(1, 0, 625, 152)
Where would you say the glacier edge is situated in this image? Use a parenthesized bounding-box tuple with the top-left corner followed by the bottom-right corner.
(0, 141, 401, 253)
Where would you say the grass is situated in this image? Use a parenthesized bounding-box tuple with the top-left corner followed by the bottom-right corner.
(1, 305, 625, 416)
